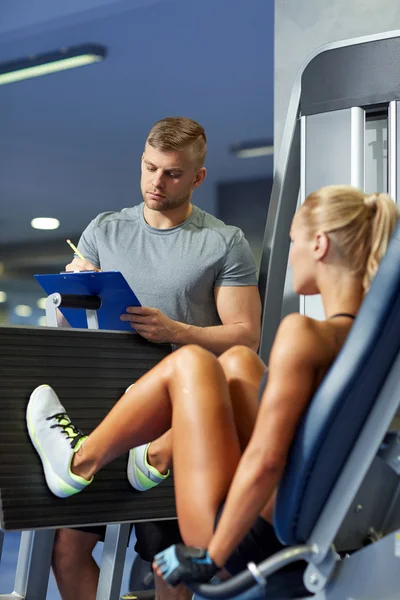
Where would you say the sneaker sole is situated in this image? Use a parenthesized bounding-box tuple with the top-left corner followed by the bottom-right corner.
(127, 448, 151, 492)
(27, 385, 83, 498)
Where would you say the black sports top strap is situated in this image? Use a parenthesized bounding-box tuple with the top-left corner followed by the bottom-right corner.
(328, 313, 356, 320)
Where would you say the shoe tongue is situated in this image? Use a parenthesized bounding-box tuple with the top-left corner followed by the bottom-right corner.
(57, 415, 81, 442)
(73, 436, 87, 453)
(64, 425, 78, 438)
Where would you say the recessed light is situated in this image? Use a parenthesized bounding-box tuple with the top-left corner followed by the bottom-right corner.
(230, 140, 274, 159)
(0, 291, 7, 303)
(15, 304, 32, 317)
(0, 44, 106, 86)
(31, 217, 60, 230)
(38, 316, 47, 326)
(235, 146, 274, 158)
(37, 297, 47, 310)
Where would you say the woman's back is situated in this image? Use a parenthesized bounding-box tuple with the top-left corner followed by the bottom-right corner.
(302, 313, 356, 390)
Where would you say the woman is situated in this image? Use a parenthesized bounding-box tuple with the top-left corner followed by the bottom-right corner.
(27, 185, 399, 586)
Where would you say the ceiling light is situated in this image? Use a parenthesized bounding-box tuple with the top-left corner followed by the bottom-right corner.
(235, 146, 274, 158)
(0, 44, 106, 86)
(231, 140, 274, 159)
(15, 305, 32, 317)
(31, 217, 60, 230)
(37, 297, 47, 310)
(0, 291, 7, 303)
(38, 316, 47, 327)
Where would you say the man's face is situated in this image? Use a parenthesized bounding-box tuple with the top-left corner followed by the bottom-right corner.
(140, 143, 206, 212)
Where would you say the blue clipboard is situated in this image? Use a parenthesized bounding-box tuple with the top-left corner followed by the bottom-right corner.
(34, 271, 141, 331)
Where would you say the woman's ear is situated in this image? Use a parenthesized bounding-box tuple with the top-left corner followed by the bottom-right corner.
(314, 231, 330, 261)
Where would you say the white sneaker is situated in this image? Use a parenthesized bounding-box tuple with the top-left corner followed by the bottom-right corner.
(127, 443, 170, 491)
(26, 384, 92, 498)
(124, 383, 170, 492)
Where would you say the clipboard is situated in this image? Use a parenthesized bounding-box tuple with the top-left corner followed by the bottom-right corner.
(34, 271, 141, 331)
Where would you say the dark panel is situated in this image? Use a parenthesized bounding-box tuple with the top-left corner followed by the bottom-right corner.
(0, 326, 175, 530)
(302, 36, 400, 116)
(217, 177, 272, 270)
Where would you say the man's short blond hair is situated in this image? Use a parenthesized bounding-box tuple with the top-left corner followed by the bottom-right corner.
(146, 117, 207, 168)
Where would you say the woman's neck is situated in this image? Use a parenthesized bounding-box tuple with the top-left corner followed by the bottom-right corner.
(318, 270, 364, 319)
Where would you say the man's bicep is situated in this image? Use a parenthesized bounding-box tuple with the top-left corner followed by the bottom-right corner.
(214, 285, 261, 332)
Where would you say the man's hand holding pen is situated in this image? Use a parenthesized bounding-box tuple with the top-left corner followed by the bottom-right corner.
(64, 257, 102, 272)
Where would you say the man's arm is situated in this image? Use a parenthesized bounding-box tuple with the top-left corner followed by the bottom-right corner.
(122, 285, 261, 354)
(61, 256, 260, 351)
(176, 285, 261, 352)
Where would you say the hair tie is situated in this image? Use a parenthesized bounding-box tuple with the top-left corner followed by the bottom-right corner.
(364, 193, 379, 213)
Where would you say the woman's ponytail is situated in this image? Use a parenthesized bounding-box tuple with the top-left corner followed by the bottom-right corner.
(363, 193, 399, 292)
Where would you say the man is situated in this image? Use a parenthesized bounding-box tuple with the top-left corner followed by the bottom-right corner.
(53, 117, 261, 600)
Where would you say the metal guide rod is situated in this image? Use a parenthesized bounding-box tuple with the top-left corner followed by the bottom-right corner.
(388, 100, 397, 202)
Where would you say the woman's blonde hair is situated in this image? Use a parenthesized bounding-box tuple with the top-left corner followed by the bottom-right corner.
(301, 185, 399, 293)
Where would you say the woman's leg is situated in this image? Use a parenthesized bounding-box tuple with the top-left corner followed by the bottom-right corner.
(218, 346, 267, 450)
(71, 345, 241, 548)
(146, 429, 172, 474)
(145, 345, 267, 473)
(152, 347, 270, 581)
(30, 344, 265, 550)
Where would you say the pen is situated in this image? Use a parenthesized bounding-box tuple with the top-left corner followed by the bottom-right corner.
(66, 239, 86, 261)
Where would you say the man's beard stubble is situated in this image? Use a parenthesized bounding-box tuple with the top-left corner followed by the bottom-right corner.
(142, 190, 191, 212)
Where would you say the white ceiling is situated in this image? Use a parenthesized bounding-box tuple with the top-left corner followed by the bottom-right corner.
(0, 0, 273, 300)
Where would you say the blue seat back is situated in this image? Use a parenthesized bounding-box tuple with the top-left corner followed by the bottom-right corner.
(274, 222, 400, 545)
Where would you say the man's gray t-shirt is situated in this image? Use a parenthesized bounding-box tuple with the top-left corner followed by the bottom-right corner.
(78, 203, 257, 328)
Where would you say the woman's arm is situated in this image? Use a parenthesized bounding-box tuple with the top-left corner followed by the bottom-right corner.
(207, 314, 326, 567)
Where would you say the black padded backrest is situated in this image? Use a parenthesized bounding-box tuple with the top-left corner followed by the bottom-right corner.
(0, 326, 175, 530)
(274, 222, 400, 545)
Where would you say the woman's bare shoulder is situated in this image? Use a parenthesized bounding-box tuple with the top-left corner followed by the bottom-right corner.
(278, 312, 324, 336)
(272, 313, 333, 367)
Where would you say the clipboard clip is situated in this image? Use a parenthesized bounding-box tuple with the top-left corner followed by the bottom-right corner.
(45, 292, 102, 329)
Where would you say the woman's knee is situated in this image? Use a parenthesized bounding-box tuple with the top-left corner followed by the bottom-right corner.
(219, 345, 259, 376)
(172, 344, 217, 372)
